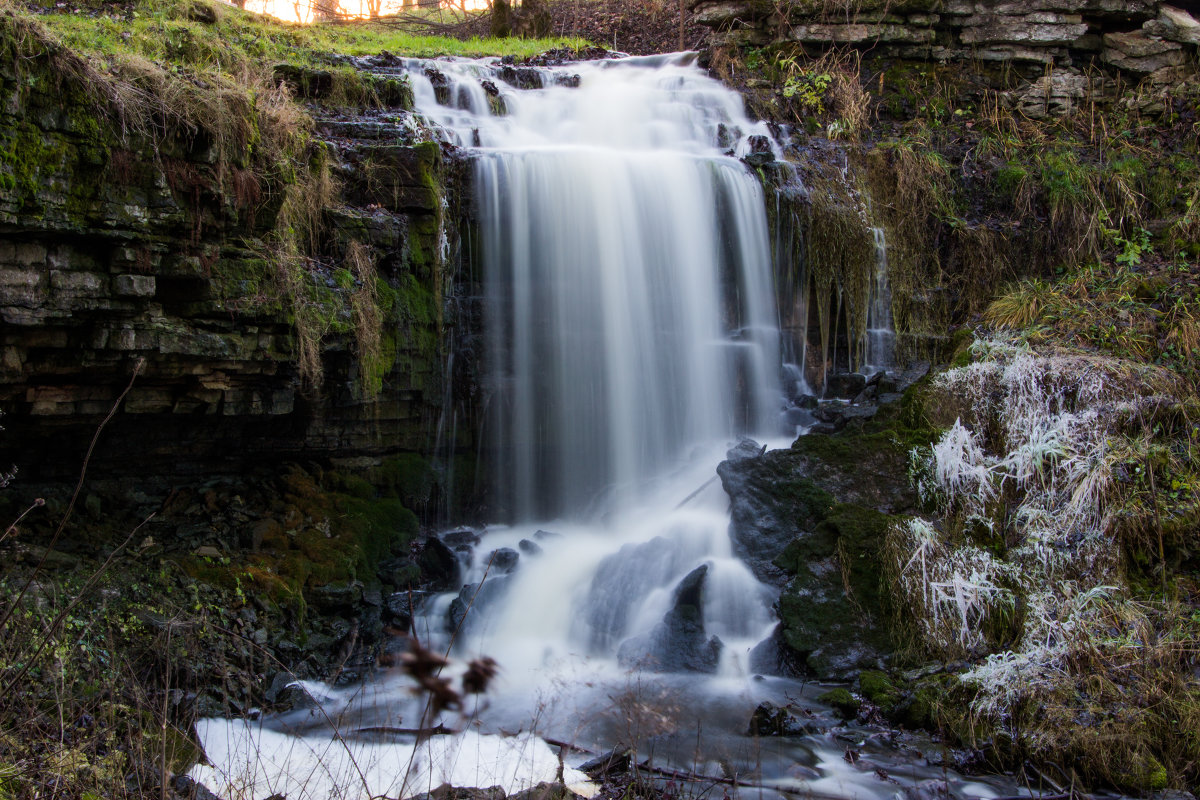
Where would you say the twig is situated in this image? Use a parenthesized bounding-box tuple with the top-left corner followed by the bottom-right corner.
(0, 512, 153, 698)
(674, 475, 719, 510)
(349, 724, 454, 737)
(630, 759, 850, 800)
(0, 358, 144, 634)
(1, 497, 45, 545)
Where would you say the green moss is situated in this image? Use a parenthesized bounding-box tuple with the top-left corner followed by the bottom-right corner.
(334, 495, 418, 575)
(372, 453, 435, 508)
(858, 669, 899, 712)
(818, 688, 860, 718)
(1123, 754, 1169, 792)
(0, 113, 107, 221)
(330, 471, 374, 499)
(995, 162, 1029, 201)
(1037, 150, 1093, 211)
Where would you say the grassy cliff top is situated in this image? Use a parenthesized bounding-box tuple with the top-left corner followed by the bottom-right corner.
(22, 0, 587, 65)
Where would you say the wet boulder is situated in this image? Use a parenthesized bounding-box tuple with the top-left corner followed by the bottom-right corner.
(442, 528, 482, 549)
(486, 547, 520, 573)
(616, 564, 723, 673)
(718, 407, 928, 679)
(419, 537, 460, 591)
(585, 536, 689, 651)
(824, 372, 867, 398)
(383, 589, 430, 630)
(448, 575, 511, 633)
(747, 701, 817, 736)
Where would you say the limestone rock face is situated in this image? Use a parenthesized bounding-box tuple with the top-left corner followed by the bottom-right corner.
(1102, 30, 1187, 71)
(1017, 70, 1090, 117)
(0, 41, 475, 493)
(698, 0, 1200, 116)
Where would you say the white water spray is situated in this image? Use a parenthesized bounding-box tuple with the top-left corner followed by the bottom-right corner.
(403, 49, 786, 727)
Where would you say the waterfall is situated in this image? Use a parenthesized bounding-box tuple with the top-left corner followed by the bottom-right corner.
(398, 50, 785, 737)
(863, 227, 896, 374)
(408, 53, 782, 520)
(191, 53, 1029, 800)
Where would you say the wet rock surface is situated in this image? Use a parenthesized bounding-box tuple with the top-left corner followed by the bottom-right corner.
(617, 564, 724, 673)
(719, 387, 931, 680)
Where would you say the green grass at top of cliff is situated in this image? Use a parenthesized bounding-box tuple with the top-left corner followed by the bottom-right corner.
(27, 0, 588, 72)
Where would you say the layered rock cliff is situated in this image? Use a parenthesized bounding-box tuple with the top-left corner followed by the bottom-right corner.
(0, 19, 474, 507)
(693, 0, 1200, 117)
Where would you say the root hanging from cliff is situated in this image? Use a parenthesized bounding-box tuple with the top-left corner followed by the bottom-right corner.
(347, 241, 386, 397)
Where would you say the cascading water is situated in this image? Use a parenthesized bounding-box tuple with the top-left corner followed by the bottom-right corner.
(411, 47, 786, 743)
(862, 227, 896, 374)
(419, 53, 783, 520)
(192, 53, 1023, 800)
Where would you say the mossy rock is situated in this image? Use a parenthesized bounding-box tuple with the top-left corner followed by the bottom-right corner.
(818, 688, 860, 719)
(775, 501, 894, 678)
(1108, 753, 1169, 793)
(858, 670, 899, 713)
(371, 453, 435, 509)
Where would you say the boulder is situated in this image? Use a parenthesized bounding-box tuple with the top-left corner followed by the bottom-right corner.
(486, 547, 520, 573)
(264, 671, 316, 711)
(616, 565, 723, 673)
(1102, 31, 1187, 72)
(419, 537, 460, 591)
(824, 372, 867, 398)
(441, 528, 482, 548)
(1144, 4, 1200, 45)
(383, 589, 430, 629)
(584, 536, 690, 650)
(747, 701, 825, 736)
(748, 624, 806, 676)
(718, 414, 927, 678)
(448, 575, 511, 633)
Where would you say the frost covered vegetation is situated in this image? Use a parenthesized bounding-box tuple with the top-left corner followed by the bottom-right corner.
(891, 338, 1200, 790)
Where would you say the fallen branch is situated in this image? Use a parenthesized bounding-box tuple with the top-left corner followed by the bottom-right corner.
(541, 736, 850, 800)
(349, 724, 455, 737)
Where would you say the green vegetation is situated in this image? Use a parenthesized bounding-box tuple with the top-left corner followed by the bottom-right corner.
(2, 0, 586, 392)
(986, 257, 1200, 383)
(716, 34, 1200, 791)
(33, 0, 587, 66)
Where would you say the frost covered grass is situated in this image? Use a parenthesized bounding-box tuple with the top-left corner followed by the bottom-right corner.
(887, 337, 1200, 790)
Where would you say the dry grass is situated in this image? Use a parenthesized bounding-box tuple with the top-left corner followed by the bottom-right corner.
(347, 241, 387, 397)
(983, 279, 1058, 330)
(894, 337, 1200, 790)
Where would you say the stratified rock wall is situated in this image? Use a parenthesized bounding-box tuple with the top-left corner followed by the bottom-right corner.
(694, 0, 1200, 116)
(0, 44, 475, 496)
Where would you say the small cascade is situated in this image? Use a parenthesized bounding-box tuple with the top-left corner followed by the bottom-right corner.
(863, 227, 896, 374)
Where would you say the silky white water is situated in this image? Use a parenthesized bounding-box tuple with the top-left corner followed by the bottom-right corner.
(413, 47, 785, 738)
(194, 54, 1024, 800)
(863, 227, 896, 374)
